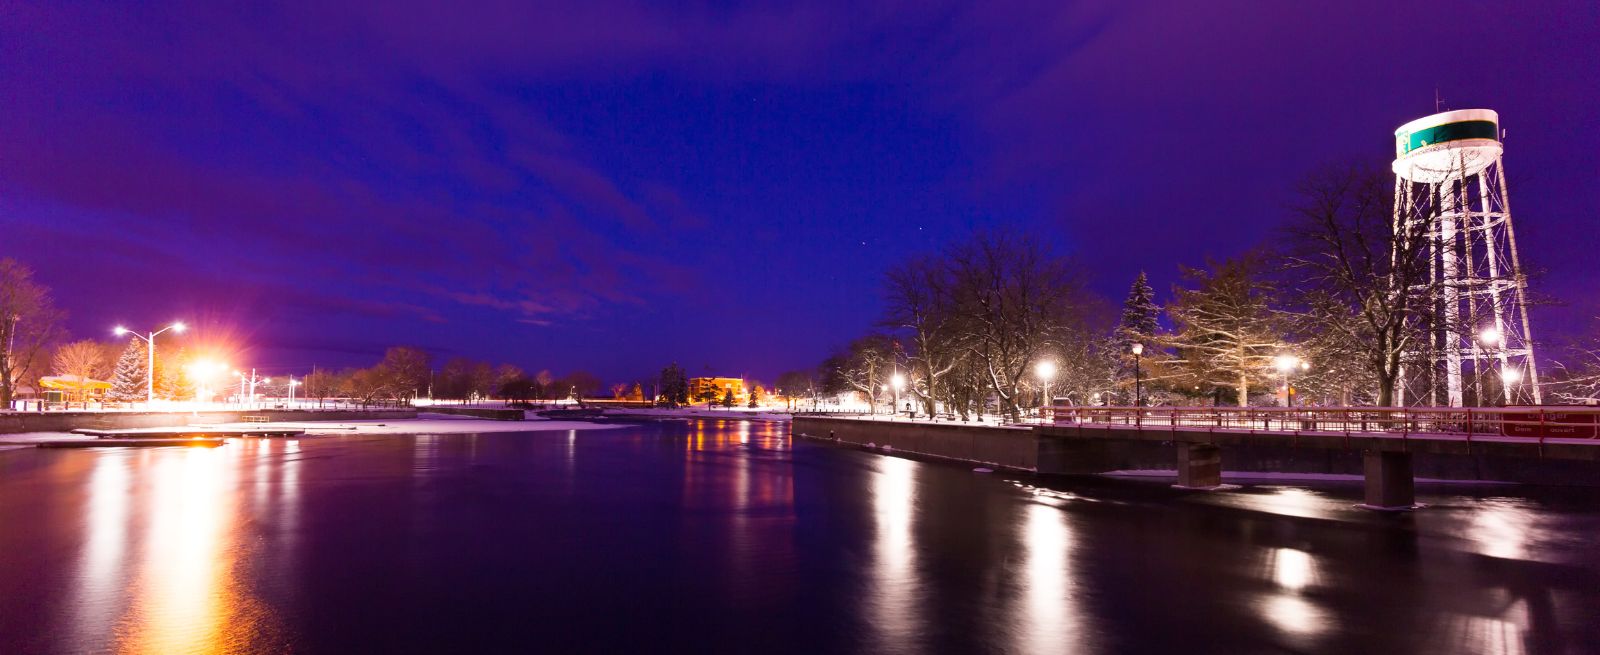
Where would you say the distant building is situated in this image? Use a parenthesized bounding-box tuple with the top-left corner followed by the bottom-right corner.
(689, 377, 745, 404)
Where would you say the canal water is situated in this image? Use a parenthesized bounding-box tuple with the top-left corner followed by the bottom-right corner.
(0, 419, 1597, 654)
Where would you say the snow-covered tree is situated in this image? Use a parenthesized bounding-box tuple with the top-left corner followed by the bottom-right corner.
(1164, 253, 1290, 406)
(1279, 163, 1434, 406)
(106, 338, 148, 403)
(882, 254, 964, 417)
(945, 230, 1095, 421)
(1116, 271, 1160, 351)
(832, 333, 898, 406)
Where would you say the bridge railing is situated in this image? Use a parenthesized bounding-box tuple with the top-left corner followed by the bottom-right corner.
(1045, 405, 1600, 442)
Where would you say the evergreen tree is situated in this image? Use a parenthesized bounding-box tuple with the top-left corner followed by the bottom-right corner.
(106, 339, 148, 403)
(657, 362, 689, 407)
(1117, 271, 1160, 350)
(155, 347, 194, 400)
(747, 386, 760, 408)
(721, 387, 735, 408)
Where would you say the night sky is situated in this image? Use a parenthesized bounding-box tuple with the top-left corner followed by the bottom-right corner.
(3, 2, 1597, 383)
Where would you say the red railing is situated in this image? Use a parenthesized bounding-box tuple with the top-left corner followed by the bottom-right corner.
(1046, 405, 1600, 444)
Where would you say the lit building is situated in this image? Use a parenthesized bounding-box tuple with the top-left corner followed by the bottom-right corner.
(688, 377, 746, 403)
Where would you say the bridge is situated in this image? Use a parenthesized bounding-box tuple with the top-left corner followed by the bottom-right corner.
(1041, 405, 1600, 510)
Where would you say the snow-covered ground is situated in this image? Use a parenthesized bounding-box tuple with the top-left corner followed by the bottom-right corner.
(0, 414, 620, 450)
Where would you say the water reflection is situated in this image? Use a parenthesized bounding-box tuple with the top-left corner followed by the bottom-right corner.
(72, 452, 132, 651)
(1016, 502, 1090, 654)
(870, 456, 920, 652)
(1, 424, 1597, 654)
(1468, 498, 1534, 560)
(120, 447, 277, 653)
(1260, 548, 1325, 641)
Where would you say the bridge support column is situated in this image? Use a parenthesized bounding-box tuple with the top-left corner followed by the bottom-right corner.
(1361, 450, 1417, 510)
(1175, 443, 1222, 489)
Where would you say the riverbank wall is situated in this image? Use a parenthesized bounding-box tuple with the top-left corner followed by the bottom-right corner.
(794, 416, 1041, 470)
(794, 416, 1600, 485)
(0, 409, 419, 434)
(420, 407, 526, 420)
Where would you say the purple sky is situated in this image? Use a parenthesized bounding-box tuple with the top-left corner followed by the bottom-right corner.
(3, 2, 1597, 383)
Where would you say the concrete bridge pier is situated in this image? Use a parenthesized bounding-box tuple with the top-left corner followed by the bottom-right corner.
(1361, 450, 1418, 510)
(1175, 443, 1223, 489)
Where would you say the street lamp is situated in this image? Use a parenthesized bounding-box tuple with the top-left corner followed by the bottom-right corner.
(1274, 354, 1308, 407)
(1035, 360, 1057, 419)
(1479, 327, 1513, 405)
(185, 359, 228, 405)
(1478, 327, 1505, 348)
(113, 322, 185, 405)
(1130, 343, 1144, 407)
(233, 369, 269, 407)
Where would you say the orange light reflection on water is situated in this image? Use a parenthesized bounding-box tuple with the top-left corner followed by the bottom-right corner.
(112, 446, 282, 654)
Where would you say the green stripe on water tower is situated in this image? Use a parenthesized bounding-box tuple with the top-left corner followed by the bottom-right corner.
(1397, 120, 1498, 155)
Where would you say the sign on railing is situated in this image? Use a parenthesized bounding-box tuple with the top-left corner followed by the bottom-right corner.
(1502, 409, 1598, 439)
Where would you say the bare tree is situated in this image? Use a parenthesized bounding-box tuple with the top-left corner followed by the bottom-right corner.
(946, 231, 1092, 421)
(831, 334, 899, 411)
(774, 369, 818, 410)
(51, 340, 110, 402)
(882, 255, 964, 417)
(1279, 163, 1434, 406)
(378, 346, 431, 400)
(0, 259, 65, 405)
(493, 363, 524, 397)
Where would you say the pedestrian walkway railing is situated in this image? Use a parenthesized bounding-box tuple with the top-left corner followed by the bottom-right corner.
(1046, 405, 1600, 444)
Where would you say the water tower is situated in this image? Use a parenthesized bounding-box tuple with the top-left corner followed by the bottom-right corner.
(1392, 108, 1540, 406)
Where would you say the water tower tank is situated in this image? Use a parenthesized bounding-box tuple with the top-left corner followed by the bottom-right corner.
(1392, 109, 1501, 183)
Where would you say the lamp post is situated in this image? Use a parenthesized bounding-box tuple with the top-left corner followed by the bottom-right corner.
(890, 372, 906, 418)
(288, 376, 301, 408)
(233, 369, 270, 408)
(1035, 360, 1057, 421)
(1273, 355, 1309, 407)
(1479, 327, 1512, 405)
(1130, 343, 1144, 407)
(113, 322, 186, 405)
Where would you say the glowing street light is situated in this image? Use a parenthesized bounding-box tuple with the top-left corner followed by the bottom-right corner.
(1273, 354, 1309, 407)
(1130, 343, 1144, 407)
(185, 358, 228, 404)
(1478, 326, 1505, 348)
(1501, 368, 1522, 386)
(889, 372, 906, 416)
(113, 321, 185, 405)
(1034, 360, 1057, 416)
